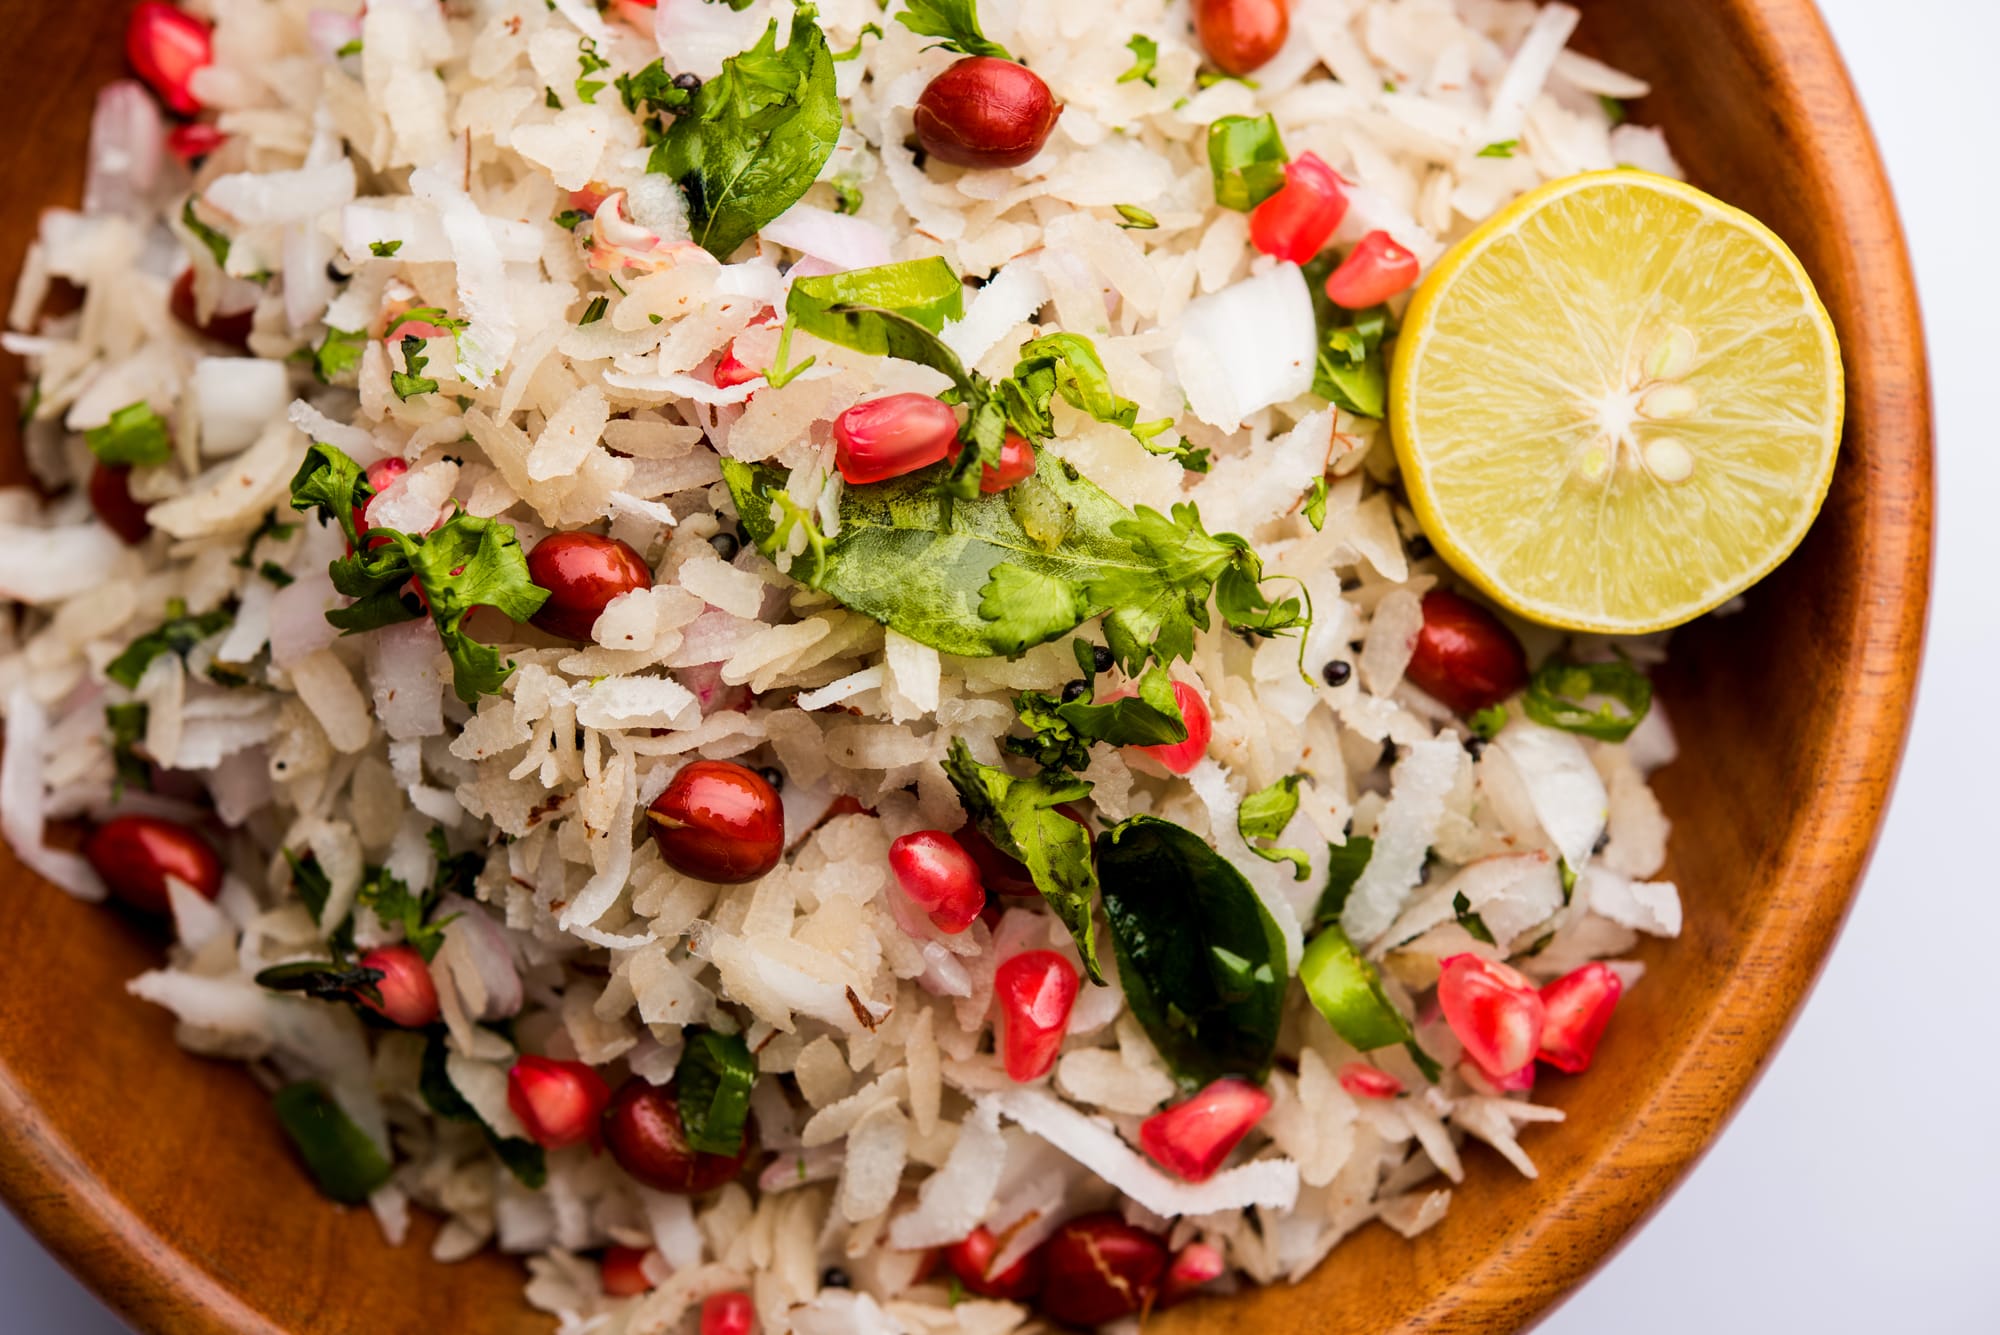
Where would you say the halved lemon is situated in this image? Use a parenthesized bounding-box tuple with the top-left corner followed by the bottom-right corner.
(1389, 171, 1843, 634)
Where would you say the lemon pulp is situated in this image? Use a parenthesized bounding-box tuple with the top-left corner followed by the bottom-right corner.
(1389, 171, 1843, 634)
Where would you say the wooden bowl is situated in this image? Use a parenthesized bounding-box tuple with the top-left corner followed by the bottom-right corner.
(0, 0, 1932, 1331)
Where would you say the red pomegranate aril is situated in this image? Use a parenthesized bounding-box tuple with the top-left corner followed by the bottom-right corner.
(1036, 1213, 1169, 1326)
(355, 945, 440, 1028)
(507, 1055, 611, 1150)
(604, 1079, 753, 1193)
(599, 1245, 656, 1297)
(945, 1225, 1045, 1301)
(956, 804, 1091, 897)
(348, 456, 409, 549)
(168, 269, 254, 348)
(1537, 961, 1624, 1073)
(1405, 588, 1529, 716)
(1460, 1056, 1535, 1095)
(1324, 229, 1422, 309)
(713, 342, 762, 390)
(165, 121, 226, 162)
(647, 759, 785, 884)
(1131, 679, 1212, 775)
(947, 431, 1036, 493)
(83, 815, 222, 916)
(1248, 152, 1347, 263)
(1195, 0, 1290, 77)
(888, 830, 985, 934)
(914, 56, 1062, 170)
(832, 393, 959, 485)
(1138, 1077, 1272, 1183)
(699, 1291, 755, 1335)
(1436, 953, 1546, 1080)
(1336, 1061, 1403, 1100)
(994, 950, 1079, 1081)
(1160, 1240, 1226, 1306)
(128, 1, 212, 115)
(526, 531, 654, 642)
(89, 462, 152, 545)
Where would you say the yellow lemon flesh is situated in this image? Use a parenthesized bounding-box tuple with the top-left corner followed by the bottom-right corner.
(1389, 171, 1843, 634)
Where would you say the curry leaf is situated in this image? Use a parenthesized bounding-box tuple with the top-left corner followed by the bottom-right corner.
(654, 5, 841, 259)
(1311, 836, 1372, 931)
(1237, 774, 1312, 880)
(1097, 815, 1287, 1088)
(255, 959, 385, 1005)
(786, 259, 967, 343)
(272, 1082, 394, 1205)
(676, 1028, 758, 1155)
(943, 739, 1103, 983)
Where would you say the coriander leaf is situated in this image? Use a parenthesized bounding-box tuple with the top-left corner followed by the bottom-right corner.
(1299, 923, 1439, 1081)
(1091, 503, 1250, 669)
(1000, 333, 1149, 443)
(313, 327, 368, 385)
(258, 560, 295, 587)
(358, 863, 458, 962)
(1301, 275, 1392, 419)
(418, 1034, 547, 1189)
(1468, 702, 1509, 741)
(1118, 34, 1158, 87)
(1207, 113, 1288, 211)
(1005, 661, 1186, 772)
(288, 441, 371, 549)
(552, 208, 590, 231)
(181, 197, 234, 269)
(575, 36, 611, 104)
(944, 739, 1103, 982)
(105, 598, 234, 688)
(1237, 774, 1312, 880)
(1477, 139, 1518, 158)
(676, 1028, 757, 1155)
(655, 5, 841, 259)
(85, 402, 173, 467)
(1311, 836, 1372, 930)
(1452, 890, 1497, 944)
(335, 38, 363, 57)
(390, 335, 439, 399)
(830, 176, 863, 214)
(234, 510, 299, 568)
(978, 564, 1090, 658)
(105, 701, 150, 796)
(895, 0, 1011, 59)
(1114, 203, 1158, 229)
(708, 0, 756, 9)
(368, 239, 403, 257)
(255, 958, 386, 1006)
(272, 1082, 393, 1205)
(1098, 815, 1287, 1088)
(385, 306, 470, 338)
(1521, 658, 1653, 741)
(1303, 476, 1330, 530)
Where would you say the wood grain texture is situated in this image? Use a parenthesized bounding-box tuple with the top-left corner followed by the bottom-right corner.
(0, 1, 1932, 1333)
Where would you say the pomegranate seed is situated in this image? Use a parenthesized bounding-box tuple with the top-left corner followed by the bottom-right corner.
(1460, 1057, 1536, 1095)
(354, 945, 439, 1028)
(1404, 588, 1529, 716)
(83, 815, 221, 915)
(1129, 679, 1212, 775)
(1324, 230, 1421, 309)
(603, 1079, 754, 1193)
(1336, 1061, 1403, 1100)
(647, 760, 785, 884)
(1035, 1213, 1168, 1326)
(1436, 954, 1546, 1081)
(347, 456, 408, 550)
(1160, 1240, 1226, 1306)
(1537, 961, 1624, 1073)
(165, 121, 226, 162)
(169, 269, 254, 349)
(699, 1291, 755, 1335)
(88, 462, 152, 545)
(946, 430, 1037, 493)
(994, 951, 1079, 1081)
(1248, 152, 1348, 263)
(506, 1055, 611, 1150)
(712, 342, 762, 390)
(914, 57, 1062, 170)
(832, 393, 959, 485)
(888, 830, 985, 934)
(1138, 1077, 1272, 1183)
(599, 1245, 656, 1297)
(944, 1225, 1044, 1301)
(127, 1, 212, 116)
(526, 531, 654, 642)
(1194, 0, 1289, 77)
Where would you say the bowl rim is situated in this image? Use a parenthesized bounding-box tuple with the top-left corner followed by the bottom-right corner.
(0, 0, 1934, 1331)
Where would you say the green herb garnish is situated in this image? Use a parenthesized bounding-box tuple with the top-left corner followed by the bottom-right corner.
(312, 327, 368, 385)
(1237, 774, 1312, 880)
(1207, 113, 1288, 211)
(369, 239, 403, 257)
(1477, 139, 1518, 159)
(105, 598, 233, 689)
(272, 1082, 393, 1205)
(1521, 658, 1653, 741)
(85, 402, 172, 467)
(1113, 203, 1158, 230)
(895, 0, 1010, 59)
(1118, 34, 1159, 87)
(105, 701, 150, 796)
(1006, 662, 1186, 774)
(676, 1028, 758, 1155)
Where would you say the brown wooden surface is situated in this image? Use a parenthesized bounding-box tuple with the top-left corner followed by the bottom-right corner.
(0, 1, 1933, 1332)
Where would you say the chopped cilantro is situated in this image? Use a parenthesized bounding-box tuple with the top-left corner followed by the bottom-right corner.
(552, 208, 590, 231)
(390, 336, 437, 399)
(312, 327, 368, 385)
(896, 0, 1010, 59)
(544, 85, 561, 109)
(258, 560, 295, 588)
(368, 239, 403, 257)
(84, 402, 173, 467)
(1453, 890, 1497, 944)
(1303, 476, 1330, 531)
(1113, 203, 1158, 230)
(832, 22, 883, 61)
(335, 38, 363, 58)
(105, 598, 234, 689)
(578, 295, 609, 325)
(829, 176, 863, 215)
(575, 36, 611, 103)
(1521, 658, 1653, 741)
(181, 197, 234, 269)
(1118, 34, 1159, 86)
(105, 702, 150, 796)
(1238, 774, 1312, 880)
(1477, 139, 1518, 159)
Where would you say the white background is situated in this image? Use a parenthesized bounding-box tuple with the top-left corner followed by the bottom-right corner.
(3, 1, 1994, 1330)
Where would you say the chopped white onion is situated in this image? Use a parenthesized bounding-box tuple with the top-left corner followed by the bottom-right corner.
(762, 203, 892, 272)
(194, 357, 291, 457)
(83, 81, 165, 221)
(1173, 263, 1317, 429)
(1, 688, 106, 901)
(0, 519, 127, 604)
